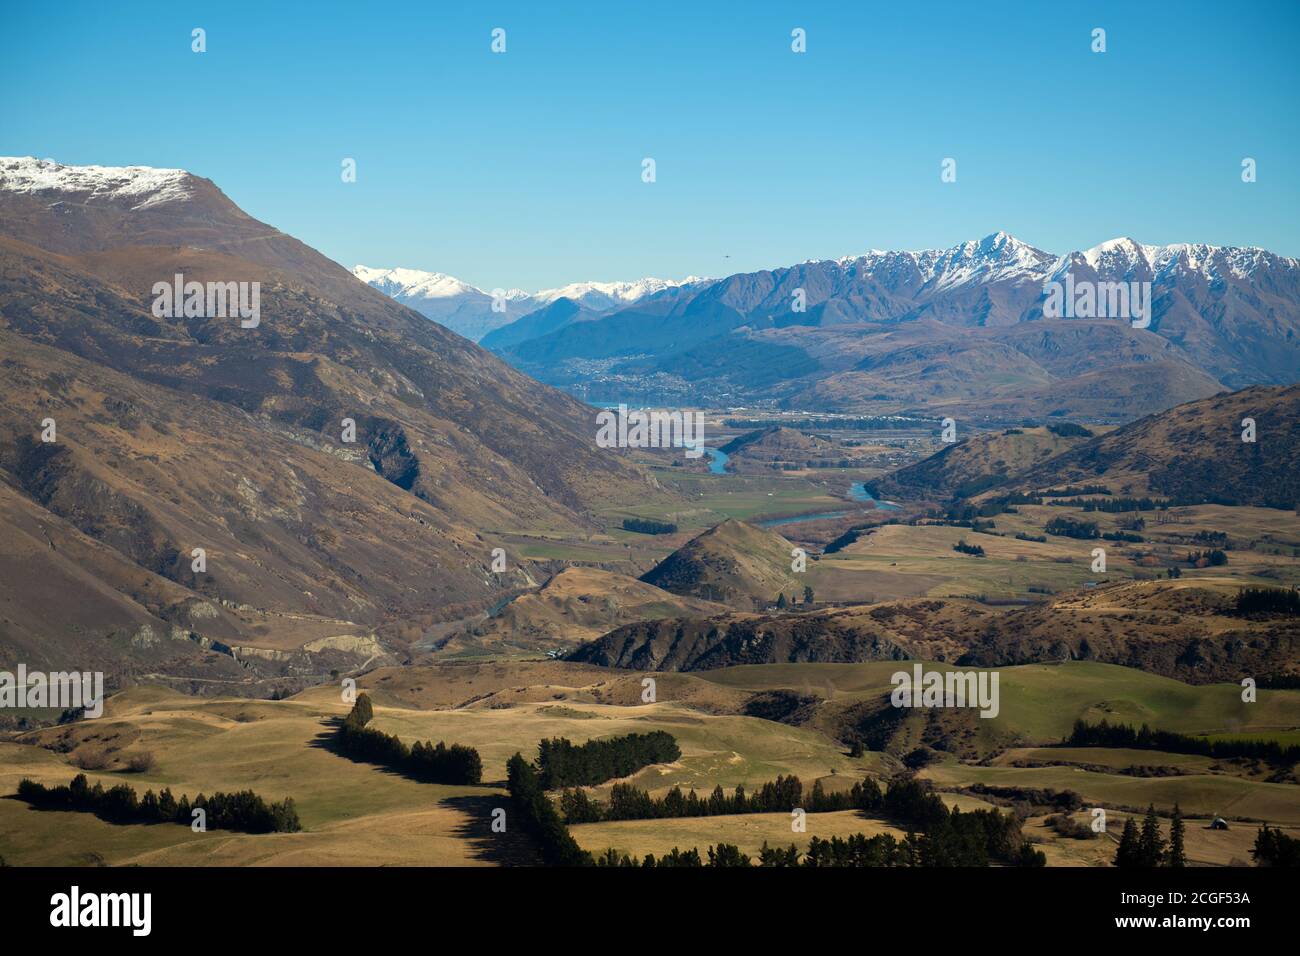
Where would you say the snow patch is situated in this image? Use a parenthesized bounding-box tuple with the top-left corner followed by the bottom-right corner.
(0, 156, 195, 211)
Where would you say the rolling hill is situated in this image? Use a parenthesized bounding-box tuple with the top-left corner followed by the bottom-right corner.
(431, 566, 729, 657)
(638, 519, 804, 609)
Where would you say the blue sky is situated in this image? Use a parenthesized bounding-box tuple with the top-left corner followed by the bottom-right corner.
(3, 1, 1298, 289)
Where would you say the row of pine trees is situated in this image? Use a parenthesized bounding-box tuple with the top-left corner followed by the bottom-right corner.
(1067, 718, 1300, 764)
(17, 773, 301, 833)
(536, 731, 680, 789)
(561, 774, 872, 823)
(335, 693, 482, 785)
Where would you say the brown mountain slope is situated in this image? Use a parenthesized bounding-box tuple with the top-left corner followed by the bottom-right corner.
(0, 160, 677, 683)
(874, 425, 1101, 499)
(994, 385, 1300, 507)
(0, 229, 659, 525)
(639, 519, 804, 609)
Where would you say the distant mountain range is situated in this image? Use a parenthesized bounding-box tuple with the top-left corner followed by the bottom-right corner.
(460, 231, 1300, 421)
(0, 157, 669, 686)
(352, 264, 708, 342)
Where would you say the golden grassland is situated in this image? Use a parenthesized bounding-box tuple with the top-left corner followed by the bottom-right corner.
(1, 656, 1297, 867)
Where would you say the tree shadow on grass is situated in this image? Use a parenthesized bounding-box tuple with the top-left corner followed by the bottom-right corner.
(309, 719, 543, 865)
(308, 718, 507, 787)
(442, 795, 545, 866)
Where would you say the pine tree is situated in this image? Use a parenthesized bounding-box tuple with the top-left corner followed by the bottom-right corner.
(1138, 804, 1165, 866)
(346, 693, 374, 728)
(776, 592, 788, 610)
(1167, 803, 1186, 867)
(1115, 817, 1141, 868)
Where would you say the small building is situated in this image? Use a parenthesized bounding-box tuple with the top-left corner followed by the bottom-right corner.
(1210, 817, 1229, 830)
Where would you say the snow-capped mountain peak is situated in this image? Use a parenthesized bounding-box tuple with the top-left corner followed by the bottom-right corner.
(353, 265, 485, 300)
(830, 232, 1054, 290)
(352, 265, 709, 341)
(530, 275, 708, 310)
(0, 156, 195, 211)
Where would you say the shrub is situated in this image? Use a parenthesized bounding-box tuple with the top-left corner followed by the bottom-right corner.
(72, 748, 111, 771)
(126, 751, 156, 773)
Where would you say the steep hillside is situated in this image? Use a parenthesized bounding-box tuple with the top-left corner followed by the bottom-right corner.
(0, 158, 675, 683)
(874, 425, 1101, 499)
(999, 385, 1300, 507)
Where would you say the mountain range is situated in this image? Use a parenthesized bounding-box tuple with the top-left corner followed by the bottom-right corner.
(352, 264, 708, 342)
(465, 231, 1300, 421)
(0, 157, 670, 688)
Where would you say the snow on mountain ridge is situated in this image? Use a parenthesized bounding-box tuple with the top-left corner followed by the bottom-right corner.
(1074, 237, 1300, 283)
(531, 275, 709, 307)
(352, 265, 706, 307)
(824, 233, 1298, 290)
(353, 265, 490, 300)
(0, 156, 195, 211)
(826, 232, 1053, 290)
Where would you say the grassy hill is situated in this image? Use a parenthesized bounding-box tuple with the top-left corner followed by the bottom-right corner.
(639, 519, 804, 609)
(2, 659, 1296, 867)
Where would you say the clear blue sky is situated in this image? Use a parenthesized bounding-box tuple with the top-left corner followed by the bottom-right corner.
(3, 1, 1298, 289)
